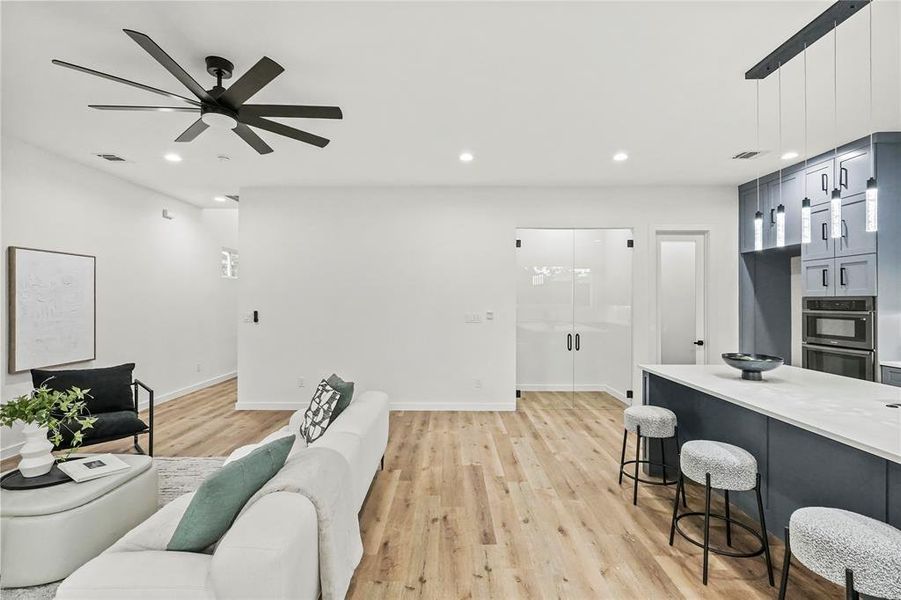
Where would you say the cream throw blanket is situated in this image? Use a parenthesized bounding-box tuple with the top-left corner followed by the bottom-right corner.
(107, 447, 363, 600)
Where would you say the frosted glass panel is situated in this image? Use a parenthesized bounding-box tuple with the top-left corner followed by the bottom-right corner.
(659, 240, 697, 364)
(516, 229, 573, 405)
(573, 229, 633, 401)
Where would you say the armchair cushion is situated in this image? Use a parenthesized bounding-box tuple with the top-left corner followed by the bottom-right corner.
(32, 363, 136, 413)
(55, 410, 148, 448)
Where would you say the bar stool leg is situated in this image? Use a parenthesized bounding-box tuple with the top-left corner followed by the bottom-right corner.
(659, 437, 668, 485)
(778, 526, 791, 600)
(703, 473, 712, 585)
(724, 489, 732, 547)
(754, 473, 774, 586)
(632, 425, 642, 505)
(845, 568, 859, 600)
(618, 429, 628, 485)
(674, 426, 687, 508)
(669, 474, 683, 546)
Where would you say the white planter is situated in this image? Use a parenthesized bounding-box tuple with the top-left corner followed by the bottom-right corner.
(19, 423, 55, 478)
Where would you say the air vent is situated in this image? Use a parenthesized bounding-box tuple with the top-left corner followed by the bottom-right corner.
(95, 153, 126, 162)
(225, 195, 240, 202)
(732, 151, 767, 160)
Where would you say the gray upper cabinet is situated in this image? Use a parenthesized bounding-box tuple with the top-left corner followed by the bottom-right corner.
(837, 199, 877, 257)
(837, 148, 870, 199)
(802, 259, 834, 296)
(835, 254, 877, 296)
(805, 160, 833, 206)
(802, 204, 834, 261)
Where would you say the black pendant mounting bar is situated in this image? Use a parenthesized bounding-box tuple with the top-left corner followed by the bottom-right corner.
(745, 0, 870, 80)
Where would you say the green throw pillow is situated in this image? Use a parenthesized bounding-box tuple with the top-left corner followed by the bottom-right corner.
(167, 434, 295, 552)
(327, 373, 355, 423)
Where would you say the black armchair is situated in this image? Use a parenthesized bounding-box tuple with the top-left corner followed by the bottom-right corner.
(31, 363, 154, 456)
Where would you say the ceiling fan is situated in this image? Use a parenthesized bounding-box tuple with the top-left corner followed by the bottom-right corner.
(52, 29, 343, 154)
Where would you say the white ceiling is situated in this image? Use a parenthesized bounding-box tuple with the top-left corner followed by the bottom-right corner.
(2, 1, 900, 207)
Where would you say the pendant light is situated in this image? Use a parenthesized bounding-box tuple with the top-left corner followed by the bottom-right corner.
(830, 20, 842, 239)
(754, 80, 764, 251)
(865, 1, 878, 231)
(801, 43, 812, 244)
(776, 62, 786, 247)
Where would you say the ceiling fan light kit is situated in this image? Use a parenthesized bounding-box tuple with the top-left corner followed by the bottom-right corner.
(53, 29, 343, 155)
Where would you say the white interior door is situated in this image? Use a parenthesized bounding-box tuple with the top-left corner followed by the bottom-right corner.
(656, 233, 707, 364)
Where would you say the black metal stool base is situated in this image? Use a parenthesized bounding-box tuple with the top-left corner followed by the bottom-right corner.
(673, 512, 766, 558)
(620, 459, 679, 486)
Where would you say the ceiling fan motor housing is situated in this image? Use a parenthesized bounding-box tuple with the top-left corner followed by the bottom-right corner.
(205, 56, 234, 80)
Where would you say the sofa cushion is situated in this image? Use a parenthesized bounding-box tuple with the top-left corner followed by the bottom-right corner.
(55, 410, 147, 448)
(167, 435, 295, 552)
(32, 363, 135, 414)
(300, 380, 341, 443)
(326, 374, 355, 423)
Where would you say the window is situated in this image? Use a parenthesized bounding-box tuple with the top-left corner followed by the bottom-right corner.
(221, 248, 238, 279)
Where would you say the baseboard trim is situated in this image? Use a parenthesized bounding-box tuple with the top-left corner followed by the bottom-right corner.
(2, 372, 238, 460)
(389, 401, 516, 412)
(517, 384, 630, 405)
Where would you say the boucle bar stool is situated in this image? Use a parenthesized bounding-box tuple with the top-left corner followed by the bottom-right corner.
(618, 405, 685, 506)
(778, 507, 901, 600)
(668, 440, 774, 586)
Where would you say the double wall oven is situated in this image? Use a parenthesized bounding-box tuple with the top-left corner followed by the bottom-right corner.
(802, 296, 876, 381)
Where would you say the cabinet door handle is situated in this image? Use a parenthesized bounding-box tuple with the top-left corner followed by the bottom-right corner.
(840, 267, 847, 286)
(575, 333, 580, 351)
(770, 208, 776, 224)
(841, 219, 848, 239)
(840, 167, 848, 189)
(567, 333, 573, 352)
(822, 269, 829, 287)
(821, 222, 828, 240)
(821, 173, 828, 192)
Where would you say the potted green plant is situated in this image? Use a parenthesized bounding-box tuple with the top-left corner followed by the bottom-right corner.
(0, 383, 97, 477)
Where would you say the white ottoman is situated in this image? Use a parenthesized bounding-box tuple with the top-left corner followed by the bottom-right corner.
(0, 454, 158, 588)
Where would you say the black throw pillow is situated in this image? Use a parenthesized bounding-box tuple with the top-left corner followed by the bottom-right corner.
(326, 373, 355, 424)
(31, 363, 136, 414)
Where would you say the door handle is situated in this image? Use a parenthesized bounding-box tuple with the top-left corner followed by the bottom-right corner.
(770, 208, 776, 224)
(821, 222, 828, 241)
(822, 269, 829, 287)
(693, 340, 705, 346)
(575, 333, 581, 351)
(821, 173, 828, 192)
(567, 333, 573, 352)
(840, 167, 848, 189)
(840, 267, 847, 286)
(841, 219, 848, 239)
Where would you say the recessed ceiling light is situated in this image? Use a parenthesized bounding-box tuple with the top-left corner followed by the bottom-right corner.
(613, 152, 629, 162)
(164, 153, 182, 162)
(781, 151, 799, 160)
(213, 196, 228, 203)
(459, 151, 474, 163)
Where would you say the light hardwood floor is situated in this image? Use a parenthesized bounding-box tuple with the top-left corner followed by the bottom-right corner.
(2, 383, 840, 598)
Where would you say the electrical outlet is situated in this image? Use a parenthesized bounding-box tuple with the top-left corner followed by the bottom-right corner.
(195, 363, 202, 373)
(297, 377, 305, 388)
(474, 378, 482, 390)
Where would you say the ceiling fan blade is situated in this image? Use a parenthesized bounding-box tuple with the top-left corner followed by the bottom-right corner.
(240, 104, 343, 120)
(123, 29, 215, 103)
(89, 105, 200, 112)
(218, 57, 284, 109)
(240, 114, 330, 148)
(52, 60, 201, 106)
(174, 118, 209, 142)
(233, 123, 273, 155)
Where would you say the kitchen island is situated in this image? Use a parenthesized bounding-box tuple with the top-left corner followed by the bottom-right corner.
(642, 364, 901, 538)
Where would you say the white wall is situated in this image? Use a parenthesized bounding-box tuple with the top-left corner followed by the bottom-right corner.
(1, 137, 239, 457)
(238, 186, 738, 411)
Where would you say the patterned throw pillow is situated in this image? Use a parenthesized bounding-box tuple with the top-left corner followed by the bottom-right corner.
(300, 380, 342, 443)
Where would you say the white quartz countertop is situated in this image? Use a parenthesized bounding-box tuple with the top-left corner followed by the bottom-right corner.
(881, 360, 901, 369)
(640, 364, 901, 464)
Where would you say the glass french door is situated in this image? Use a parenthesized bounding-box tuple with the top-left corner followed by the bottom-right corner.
(516, 229, 633, 408)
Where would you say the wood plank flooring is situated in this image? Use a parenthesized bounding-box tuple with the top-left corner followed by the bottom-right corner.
(2, 383, 840, 598)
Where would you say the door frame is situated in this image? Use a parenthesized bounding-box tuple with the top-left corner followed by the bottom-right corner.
(651, 228, 710, 364)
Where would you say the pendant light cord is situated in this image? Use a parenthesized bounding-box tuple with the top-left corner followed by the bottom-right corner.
(803, 43, 808, 197)
(834, 20, 838, 163)
(778, 62, 783, 207)
(756, 79, 761, 212)
(869, 1, 874, 176)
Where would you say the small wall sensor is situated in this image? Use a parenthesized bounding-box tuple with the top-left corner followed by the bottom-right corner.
(162, 209, 175, 220)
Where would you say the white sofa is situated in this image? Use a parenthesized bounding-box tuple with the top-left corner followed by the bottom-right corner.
(55, 390, 389, 600)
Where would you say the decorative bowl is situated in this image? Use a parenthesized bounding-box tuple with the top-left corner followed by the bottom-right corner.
(721, 353, 784, 381)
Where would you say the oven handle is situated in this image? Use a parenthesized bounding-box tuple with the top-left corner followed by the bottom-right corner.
(802, 310, 874, 317)
(802, 344, 875, 357)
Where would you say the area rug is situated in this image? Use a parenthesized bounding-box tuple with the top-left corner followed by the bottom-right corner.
(1, 456, 225, 600)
